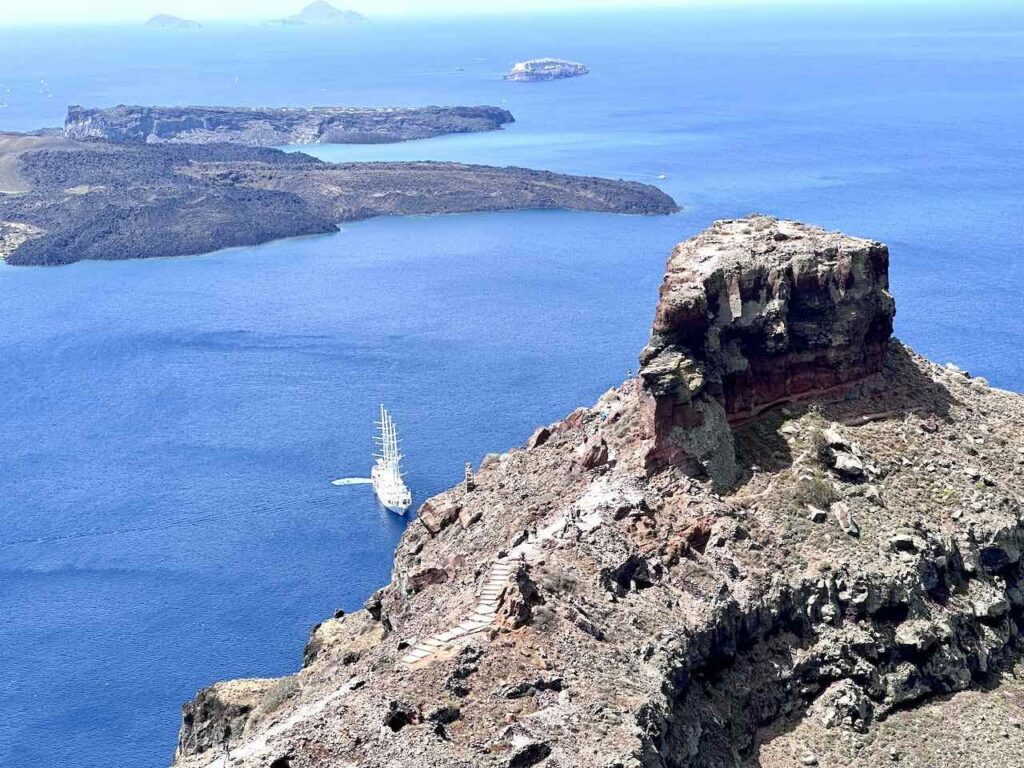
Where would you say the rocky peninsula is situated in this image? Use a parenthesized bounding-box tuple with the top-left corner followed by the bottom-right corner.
(170, 216, 1024, 768)
(506, 59, 589, 82)
(0, 134, 676, 265)
(64, 104, 515, 146)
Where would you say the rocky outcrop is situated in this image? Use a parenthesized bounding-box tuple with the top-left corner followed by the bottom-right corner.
(640, 216, 895, 483)
(0, 136, 676, 265)
(64, 104, 514, 146)
(506, 58, 589, 82)
(176, 678, 278, 758)
(170, 220, 1024, 768)
(145, 14, 201, 28)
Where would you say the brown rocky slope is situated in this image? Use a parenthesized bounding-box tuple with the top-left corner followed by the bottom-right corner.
(172, 216, 1024, 768)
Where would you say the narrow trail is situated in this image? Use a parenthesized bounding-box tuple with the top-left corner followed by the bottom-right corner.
(399, 558, 514, 666)
(400, 513, 569, 668)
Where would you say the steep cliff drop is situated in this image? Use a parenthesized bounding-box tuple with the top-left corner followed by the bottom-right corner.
(172, 217, 1024, 768)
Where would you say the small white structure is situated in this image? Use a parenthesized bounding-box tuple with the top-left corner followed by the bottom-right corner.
(371, 405, 412, 514)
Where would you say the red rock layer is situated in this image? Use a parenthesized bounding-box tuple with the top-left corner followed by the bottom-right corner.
(640, 216, 895, 477)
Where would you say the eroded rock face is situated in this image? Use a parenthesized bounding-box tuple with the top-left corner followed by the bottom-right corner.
(640, 216, 895, 482)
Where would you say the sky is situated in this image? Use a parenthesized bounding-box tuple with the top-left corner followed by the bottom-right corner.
(0, 0, 969, 27)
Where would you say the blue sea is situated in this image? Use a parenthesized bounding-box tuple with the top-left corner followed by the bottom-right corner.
(1, 5, 1023, 767)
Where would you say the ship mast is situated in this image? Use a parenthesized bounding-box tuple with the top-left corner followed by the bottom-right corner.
(374, 404, 403, 476)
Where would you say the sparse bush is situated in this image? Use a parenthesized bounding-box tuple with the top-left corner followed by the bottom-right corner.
(538, 568, 577, 595)
(257, 676, 299, 715)
(808, 427, 833, 467)
(796, 471, 839, 508)
(533, 605, 558, 633)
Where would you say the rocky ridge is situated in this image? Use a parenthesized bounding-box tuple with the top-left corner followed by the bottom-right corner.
(171, 217, 1024, 768)
(64, 104, 515, 146)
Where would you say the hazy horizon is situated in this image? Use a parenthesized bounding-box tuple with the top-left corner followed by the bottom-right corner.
(0, 0, 1005, 28)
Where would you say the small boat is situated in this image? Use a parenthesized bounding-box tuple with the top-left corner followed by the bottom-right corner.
(371, 405, 412, 514)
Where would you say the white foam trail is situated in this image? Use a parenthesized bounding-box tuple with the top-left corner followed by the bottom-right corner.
(331, 478, 372, 486)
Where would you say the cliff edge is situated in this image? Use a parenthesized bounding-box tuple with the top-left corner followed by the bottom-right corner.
(171, 216, 1024, 768)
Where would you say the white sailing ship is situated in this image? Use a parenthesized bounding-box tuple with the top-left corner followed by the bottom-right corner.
(371, 405, 412, 514)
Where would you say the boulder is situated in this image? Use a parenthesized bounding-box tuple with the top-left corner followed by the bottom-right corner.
(500, 565, 545, 630)
(418, 498, 462, 535)
(832, 451, 866, 480)
(527, 426, 551, 449)
(581, 435, 610, 469)
(831, 501, 859, 536)
(405, 566, 449, 594)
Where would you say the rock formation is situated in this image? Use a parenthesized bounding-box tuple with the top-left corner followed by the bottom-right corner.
(506, 58, 589, 82)
(274, 2, 366, 25)
(639, 216, 895, 484)
(170, 218, 1024, 768)
(145, 14, 201, 28)
(64, 104, 514, 146)
(0, 135, 677, 265)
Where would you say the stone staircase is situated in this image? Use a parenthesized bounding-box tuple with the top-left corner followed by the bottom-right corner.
(399, 558, 514, 667)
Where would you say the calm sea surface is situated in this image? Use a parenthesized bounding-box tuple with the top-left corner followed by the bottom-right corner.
(1, 6, 1023, 767)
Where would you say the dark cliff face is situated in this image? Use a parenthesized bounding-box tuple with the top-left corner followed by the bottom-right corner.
(63, 105, 515, 146)
(639, 216, 895, 482)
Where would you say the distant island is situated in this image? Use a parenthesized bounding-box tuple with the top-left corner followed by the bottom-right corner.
(145, 14, 201, 29)
(0, 133, 677, 265)
(274, 1, 366, 25)
(506, 58, 589, 82)
(64, 104, 515, 146)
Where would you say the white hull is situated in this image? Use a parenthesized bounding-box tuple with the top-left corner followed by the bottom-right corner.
(331, 405, 411, 515)
(372, 461, 411, 514)
(371, 405, 411, 514)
